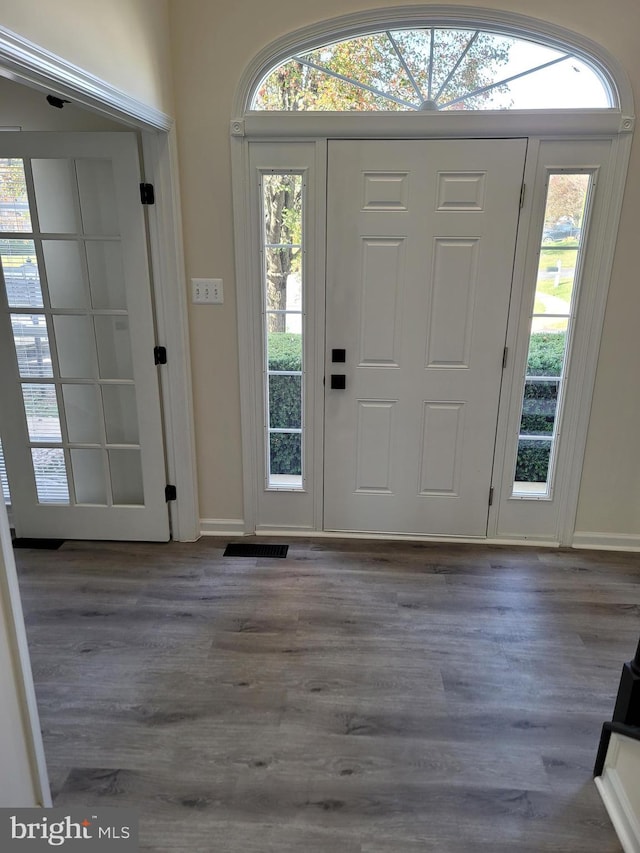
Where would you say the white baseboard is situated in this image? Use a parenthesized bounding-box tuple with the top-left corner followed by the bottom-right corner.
(253, 528, 560, 547)
(595, 734, 640, 853)
(199, 518, 246, 536)
(196, 524, 640, 552)
(573, 532, 640, 552)
(255, 525, 317, 535)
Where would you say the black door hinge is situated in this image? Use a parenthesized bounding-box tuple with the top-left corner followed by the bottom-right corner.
(154, 345, 167, 365)
(165, 485, 177, 502)
(502, 346, 508, 369)
(140, 182, 155, 204)
(488, 487, 494, 507)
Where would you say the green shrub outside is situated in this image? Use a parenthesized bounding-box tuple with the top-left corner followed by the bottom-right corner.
(268, 333, 302, 475)
(516, 331, 566, 482)
(267, 331, 567, 483)
(268, 332, 302, 371)
(525, 331, 566, 377)
(515, 440, 552, 483)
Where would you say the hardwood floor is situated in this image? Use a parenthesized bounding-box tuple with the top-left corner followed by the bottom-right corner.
(15, 537, 639, 852)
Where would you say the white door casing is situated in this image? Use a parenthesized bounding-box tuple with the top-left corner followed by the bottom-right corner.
(324, 138, 526, 537)
(236, 129, 629, 543)
(0, 132, 170, 541)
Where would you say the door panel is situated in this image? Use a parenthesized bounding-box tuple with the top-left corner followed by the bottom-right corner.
(324, 138, 526, 536)
(0, 133, 169, 541)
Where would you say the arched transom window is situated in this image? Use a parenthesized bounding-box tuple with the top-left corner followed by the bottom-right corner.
(252, 28, 613, 111)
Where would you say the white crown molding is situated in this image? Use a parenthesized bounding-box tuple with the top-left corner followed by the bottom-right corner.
(0, 24, 173, 131)
(234, 5, 633, 117)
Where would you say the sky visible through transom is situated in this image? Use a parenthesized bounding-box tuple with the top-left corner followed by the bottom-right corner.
(252, 28, 611, 111)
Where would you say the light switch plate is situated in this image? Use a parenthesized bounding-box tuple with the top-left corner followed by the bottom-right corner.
(192, 278, 223, 304)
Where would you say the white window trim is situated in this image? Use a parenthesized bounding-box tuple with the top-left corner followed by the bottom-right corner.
(232, 8, 634, 546)
(511, 168, 596, 502)
(259, 169, 306, 492)
(242, 143, 325, 533)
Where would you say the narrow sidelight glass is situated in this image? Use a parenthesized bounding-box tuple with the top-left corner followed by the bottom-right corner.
(513, 172, 591, 496)
(261, 173, 304, 488)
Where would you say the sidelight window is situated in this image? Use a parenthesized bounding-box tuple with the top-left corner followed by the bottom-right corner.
(260, 173, 304, 489)
(513, 171, 592, 497)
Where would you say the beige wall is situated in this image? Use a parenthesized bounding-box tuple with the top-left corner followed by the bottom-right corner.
(169, 0, 640, 535)
(578, 129, 640, 534)
(0, 0, 174, 114)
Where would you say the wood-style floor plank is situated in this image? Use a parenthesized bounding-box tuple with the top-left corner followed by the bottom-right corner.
(15, 537, 637, 851)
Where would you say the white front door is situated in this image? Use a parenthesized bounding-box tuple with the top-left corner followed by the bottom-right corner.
(0, 132, 169, 541)
(324, 138, 526, 537)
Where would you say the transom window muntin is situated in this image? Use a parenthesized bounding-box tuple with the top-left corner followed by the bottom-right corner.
(512, 170, 593, 499)
(260, 171, 305, 490)
(252, 27, 613, 112)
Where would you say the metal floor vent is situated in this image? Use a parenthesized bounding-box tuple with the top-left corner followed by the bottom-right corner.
(12, 538, 64, 550)
(223, 543, 289, 558)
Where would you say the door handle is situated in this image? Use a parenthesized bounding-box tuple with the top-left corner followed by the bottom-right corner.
(331, 374, 346, 390)
(332, 348, 346, 363)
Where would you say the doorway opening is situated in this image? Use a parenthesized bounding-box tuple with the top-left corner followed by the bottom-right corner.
(0, 46, 198, 543)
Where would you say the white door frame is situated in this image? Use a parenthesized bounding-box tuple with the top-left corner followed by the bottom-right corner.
(231, 11, 634, 546)
(0, 24, 199, 542)
(234, 128, 632, 546)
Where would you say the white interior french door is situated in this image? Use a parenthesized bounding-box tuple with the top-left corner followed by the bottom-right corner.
(324, 138, 526, 537)
(0, 132, 169, 541)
